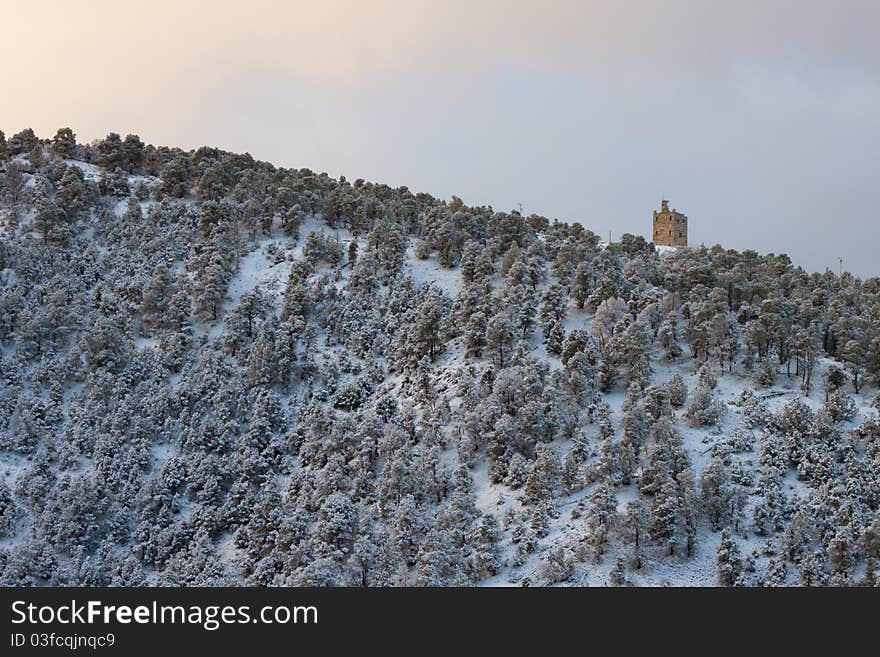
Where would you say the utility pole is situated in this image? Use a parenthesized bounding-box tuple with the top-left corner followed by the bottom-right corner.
(516, 202, 523, 215)
(838, 257, 844, 278)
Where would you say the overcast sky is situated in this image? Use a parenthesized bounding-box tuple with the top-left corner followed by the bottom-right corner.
(3, 1, 878, 275)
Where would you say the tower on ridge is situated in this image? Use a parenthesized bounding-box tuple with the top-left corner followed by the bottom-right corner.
(652, 199, 687, 247)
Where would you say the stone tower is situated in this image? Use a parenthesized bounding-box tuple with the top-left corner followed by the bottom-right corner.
(652, 199, 687, 247)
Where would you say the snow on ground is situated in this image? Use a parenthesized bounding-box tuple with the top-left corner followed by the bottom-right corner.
(65, 159, 159, 185)
(65, 159, 104, 179)
(133, 335, 159, 351)
(473, 316, 876, 586)
(199, 214, 350, 342)
(201, 237, 292, 342)
(0, 452, 29, 490)
(3, 195, 874, 587)
(404, 247, 462, 297)
(227, 239, 291, 304)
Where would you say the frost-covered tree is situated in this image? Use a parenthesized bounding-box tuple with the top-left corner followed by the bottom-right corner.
(717, 528, 742, 586)
(0, 127, 876, 589)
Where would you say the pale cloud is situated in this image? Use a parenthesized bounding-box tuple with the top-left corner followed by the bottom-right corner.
(6, 1, 878, 88)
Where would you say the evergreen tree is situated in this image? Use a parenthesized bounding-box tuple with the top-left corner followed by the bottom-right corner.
(32, 177, 65, 243)
(51, 127, 77, 159)
(470, 513, 502, 578)
(717, 528, 742, 586)
(667, 372, 688, 408)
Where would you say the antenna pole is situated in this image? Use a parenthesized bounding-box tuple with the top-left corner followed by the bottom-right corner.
(838, 257, 843, 278)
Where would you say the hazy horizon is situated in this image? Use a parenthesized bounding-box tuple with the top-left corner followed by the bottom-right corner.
(2, 0, 878, 276)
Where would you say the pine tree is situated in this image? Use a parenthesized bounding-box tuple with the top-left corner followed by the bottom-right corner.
(486, 312, 516, 368)
(121, 134, 146, 174)
(51, 127, 77, 159)
(470, 513, 502, 578)
(140, 264, 176, 332)
(544, 319, 565, 356)
(524, 445, 560, 504)
(160, 155, 192, 198)
(685, 381, 725, 427)
(717, 528, 742, 586)
(623, 500, 646, 570)
(650, 478, 683, 556)
(7, 128, 38, 156)
(194, 262, 229, 320)
(464, 311, 487, 358)
(609, 556, 627, 586)
(3, 161, 26, 219)
(863, 513, 880, 585)
(827, 525, 854, 583)
(572, 261, 592, 309)
(584, 482, 617, 561)
(96, 132, 124, 170)
(667, 372, 688, 408)
(824, 366, 845, 402)
(591, 297, 628, 350)
(32, 177, 65, 243)
(539, 283, 567, 333)
(55, 165, 88, 223)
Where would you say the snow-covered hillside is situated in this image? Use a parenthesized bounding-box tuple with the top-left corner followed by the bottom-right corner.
(0, 128, 878, 587)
